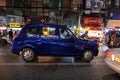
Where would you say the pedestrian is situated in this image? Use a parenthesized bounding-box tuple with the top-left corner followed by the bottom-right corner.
(80, 31, 89, 39)
(8, 29, 13, 42)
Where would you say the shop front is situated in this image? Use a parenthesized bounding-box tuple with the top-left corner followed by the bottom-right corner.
(106, 20, 120, 32)
(83, 17, 104, 41)
(6, 15, 24, 30)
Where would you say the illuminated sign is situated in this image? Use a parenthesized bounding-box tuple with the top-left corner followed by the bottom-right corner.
(85, 0, 104, 11)
(9, 23, 20, 28)
(107, 20, 120, 26)
(86, 0, 91, 9)
(84, 17, 103, 24)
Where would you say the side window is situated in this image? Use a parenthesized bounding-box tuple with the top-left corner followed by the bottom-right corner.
(59, 28, 74, 39)
(40, 26, 58, 39)
(26, 27, 37, 37)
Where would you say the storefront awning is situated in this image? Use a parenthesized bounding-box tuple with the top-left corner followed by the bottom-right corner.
(107, 20, 120, 27)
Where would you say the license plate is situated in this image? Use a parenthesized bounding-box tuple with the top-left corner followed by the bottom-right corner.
(114, 56, 120, 63)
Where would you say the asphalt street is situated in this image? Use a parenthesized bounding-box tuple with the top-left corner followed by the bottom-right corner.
(0, 44, 119, 80)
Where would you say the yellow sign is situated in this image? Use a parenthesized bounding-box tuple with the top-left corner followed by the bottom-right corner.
(114, 56, 120, 63)
(9, 23, 20, 28)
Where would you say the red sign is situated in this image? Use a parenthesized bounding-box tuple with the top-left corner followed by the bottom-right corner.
(86, 26, 102, 30)
(84, 17, 103, 25)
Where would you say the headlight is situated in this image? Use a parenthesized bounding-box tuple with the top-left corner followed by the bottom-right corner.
(111, 54, 115, 61)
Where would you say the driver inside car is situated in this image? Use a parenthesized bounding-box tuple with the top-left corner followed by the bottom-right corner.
(60, 29, 67, 39)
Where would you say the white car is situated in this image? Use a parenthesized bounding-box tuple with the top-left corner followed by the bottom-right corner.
(105, 48, 120, 74)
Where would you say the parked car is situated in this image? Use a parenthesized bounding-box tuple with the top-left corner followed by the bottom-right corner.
(105, 48, 120, 74)
(10, 23, 99, 62)
(104, 30, 120, 48)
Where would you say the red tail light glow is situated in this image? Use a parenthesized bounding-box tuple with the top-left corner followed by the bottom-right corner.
(106, 49, 110, 58)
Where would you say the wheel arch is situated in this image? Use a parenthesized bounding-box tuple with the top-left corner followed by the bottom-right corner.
(83, 48, 96, 56)
(21, 46, 38, 55)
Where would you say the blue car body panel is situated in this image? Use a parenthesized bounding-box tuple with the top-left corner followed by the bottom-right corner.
(11, 23, 99, 56)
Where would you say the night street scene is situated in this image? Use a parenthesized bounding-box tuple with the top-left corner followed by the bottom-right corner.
(0, 0, 120, 80)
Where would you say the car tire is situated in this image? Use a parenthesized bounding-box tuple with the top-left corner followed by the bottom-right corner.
(21, 48, 36, 62)
(82, 49, 94, 62)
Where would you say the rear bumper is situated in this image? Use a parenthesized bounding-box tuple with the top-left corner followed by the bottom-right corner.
(105, 58, 120, 74)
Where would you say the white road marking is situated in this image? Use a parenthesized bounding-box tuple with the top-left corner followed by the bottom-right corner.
(0, 62, 106, 66)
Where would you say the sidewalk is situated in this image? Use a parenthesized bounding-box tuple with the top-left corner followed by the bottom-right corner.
(98, 43, 109, 57)
(100, 43, 109, 51)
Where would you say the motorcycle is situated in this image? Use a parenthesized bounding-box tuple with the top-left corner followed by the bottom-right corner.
(0, 36, 11, 46)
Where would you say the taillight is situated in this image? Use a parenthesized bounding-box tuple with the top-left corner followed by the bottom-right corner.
(106, 49, 110, 58)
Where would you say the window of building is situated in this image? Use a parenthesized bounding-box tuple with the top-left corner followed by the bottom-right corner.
(115, 0, 119, 6)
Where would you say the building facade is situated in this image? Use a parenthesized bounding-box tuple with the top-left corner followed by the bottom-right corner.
(5, 0, 81, 27)
(0, 0, 6, 16)
(1, 0, 120, 27)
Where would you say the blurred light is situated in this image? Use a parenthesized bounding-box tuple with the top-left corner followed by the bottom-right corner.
(74, 26, 76, 28)
(106, 50, 110, 58)
(112, 55, 115, 61)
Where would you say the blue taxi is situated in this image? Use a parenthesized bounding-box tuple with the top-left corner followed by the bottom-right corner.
(11, 23, 99, 62)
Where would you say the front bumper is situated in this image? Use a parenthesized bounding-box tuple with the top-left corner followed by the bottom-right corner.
(105, 58, 120, 74)
(10, 43, 20, 55)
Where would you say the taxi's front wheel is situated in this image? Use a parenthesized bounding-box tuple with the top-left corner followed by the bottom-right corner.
(21, 48, 37, 62)
(82, 49, 94, 62)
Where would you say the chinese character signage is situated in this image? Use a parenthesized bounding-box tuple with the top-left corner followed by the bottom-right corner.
(84, 17, 103, 25)
(9, 23, 20, 28)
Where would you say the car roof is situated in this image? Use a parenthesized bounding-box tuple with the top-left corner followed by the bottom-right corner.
(25, 23, 66, 28)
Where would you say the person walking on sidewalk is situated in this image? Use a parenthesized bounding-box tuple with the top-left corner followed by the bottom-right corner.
(9, 29, 13, 42)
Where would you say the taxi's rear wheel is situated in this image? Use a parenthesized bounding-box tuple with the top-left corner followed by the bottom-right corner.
(21, 48, 36, 62)
(82, 49, 94, 62)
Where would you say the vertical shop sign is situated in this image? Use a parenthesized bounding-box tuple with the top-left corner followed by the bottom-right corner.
(91, 0, 104, 12)
(86, 0, 91, 9)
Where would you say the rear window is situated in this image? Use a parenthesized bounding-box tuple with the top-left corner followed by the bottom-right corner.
(40, 26, 58, 39)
